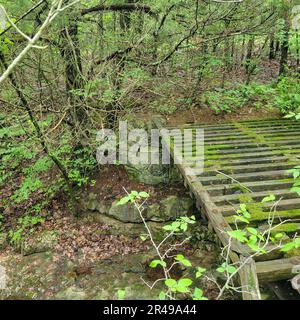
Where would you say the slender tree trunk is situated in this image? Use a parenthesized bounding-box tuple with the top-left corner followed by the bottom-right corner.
(269, 33, 276, 60)
(296, 31, 300, 69)
(279, 12, 290, 77)
(240, 35, 246, 66)
(221, 20, 230, 88)
(120, 0, 135, 31)
(60, 19, 87, 126)
(245, 35, 255, 85)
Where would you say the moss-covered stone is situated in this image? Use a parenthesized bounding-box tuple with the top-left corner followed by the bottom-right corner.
(21, 230, 58, 256)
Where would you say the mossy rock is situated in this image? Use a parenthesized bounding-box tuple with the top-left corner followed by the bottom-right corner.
(109, 201, 142, 223)
(21, 230, 58, 256)
(85, 194, 194, 224)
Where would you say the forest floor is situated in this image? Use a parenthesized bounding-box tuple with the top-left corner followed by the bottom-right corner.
(0, 163, 221, 300)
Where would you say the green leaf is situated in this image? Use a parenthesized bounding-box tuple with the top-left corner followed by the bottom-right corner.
(193, 288, 203, 299)
(291, 187, 300, 197)
(117, 196, 130, 206)
(280, 242, 296, 252)
(275, 233, 284, 239)
(158, 291, 166, 300)
(227, 230, 247, 243)
(233, 215, 250, 224)
(165, 278, 177, 288)
(247, 227, 258, 236)
(226, 265, 237, 274)
(139, 191, 149, 198)
(117, 289, 125, 300)
(178, 278, 193, 287)
(217, 266, 225, 273)
(181, 259, 192, 267)
(175, 254, 185, 261)
(195, 267, 206, 278)
(149, 259, 166, 268)
(140, 235, 147, 241)
(262, 194, 275, 203)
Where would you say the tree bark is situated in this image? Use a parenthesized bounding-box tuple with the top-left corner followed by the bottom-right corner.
(279, 11, 290, 77)
(269, 33, 276, 60)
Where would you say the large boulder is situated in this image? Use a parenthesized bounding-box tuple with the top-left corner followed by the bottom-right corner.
(109, 201, 141, 223)
(83, 193, 194, 223)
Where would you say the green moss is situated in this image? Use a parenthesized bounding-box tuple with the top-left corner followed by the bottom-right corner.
(226, 209, 300, 224)
(270, 223, 299, 233)
(284, 247, 300, 258)
(233, 122, 267, 144)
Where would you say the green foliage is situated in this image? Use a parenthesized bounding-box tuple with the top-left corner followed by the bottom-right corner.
(216, 262, 237, 274)
(8, 215, 44, 246)
(165, 278, 193, 293)
(275, 77, 300, 113)
(0, 113, 97, 216)
(116, 289, 126, 300)
(204, 83, 276, 114)
(162, 216, 196, 233)
(121, 190, 207, 300)
(280, 237, 300, 252)
(204, 88, 244, 114)
(228, 195, 288, 254)
(117, 191, 150, 205)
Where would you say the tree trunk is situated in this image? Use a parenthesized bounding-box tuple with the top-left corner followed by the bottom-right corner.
(245, 35, 255, 85)
(279, 12, 290, 77)
(269, 33, 276, 60)
(61, 19, 86, 125)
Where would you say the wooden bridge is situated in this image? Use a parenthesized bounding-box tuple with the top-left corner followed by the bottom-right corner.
(158, 118, 300, 300)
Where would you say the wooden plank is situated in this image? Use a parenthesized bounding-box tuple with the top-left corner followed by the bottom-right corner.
(256, 256, 300, 282)
(239, 256, 261, 300)
(212, 189, 297, 205)
(205, 179, 295, 196)
(258, 222, 300, 234)
(220, 198, 300, 216)
(226, 208, 300, 224)
(204, 156, 291, 167)
(197, 169, 292, 185)
(203, 145, 300, 156)
(203, 162, 298, 175)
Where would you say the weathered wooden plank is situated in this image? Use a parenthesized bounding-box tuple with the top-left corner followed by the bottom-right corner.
(256, 256, 300, 282)
(185, 149, 300, 161)
(212, 189, 297, 205)
(202, 162, 298, 176)
(220, 198, 300, 216)
(205, 179, 295, 196)
(226, 208, 300, 224)
(239, 256, 261, 300)
(204, 156, 291, 167)
(197, 169, 292, 185)
(258, 222, 300, 234)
